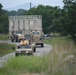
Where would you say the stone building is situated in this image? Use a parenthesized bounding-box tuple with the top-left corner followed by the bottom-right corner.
(9, 15, 42, 36)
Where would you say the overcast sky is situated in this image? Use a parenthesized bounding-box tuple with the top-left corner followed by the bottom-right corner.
(0, 0, 64, 8)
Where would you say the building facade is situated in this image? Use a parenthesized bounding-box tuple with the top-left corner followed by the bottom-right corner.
(9, 15, 42, 36)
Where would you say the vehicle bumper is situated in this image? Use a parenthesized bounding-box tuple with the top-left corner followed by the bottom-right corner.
(35, 42, 43, 45)
(15, 50, 33, 55)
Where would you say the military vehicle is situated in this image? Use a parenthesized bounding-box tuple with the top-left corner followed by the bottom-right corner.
(9, 15, 42, 41)
(9, 15, 44, 47)
(32, 31, 44, 47)
(15, 40, 36, 56)
(11, 31, 25, 42)
(24, 34, 32, 44)
(24, 31, 44, 47)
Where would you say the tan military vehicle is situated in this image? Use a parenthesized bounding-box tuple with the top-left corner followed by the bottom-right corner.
(24, 34, 32, 44)
(9, 15, 43, 43)
(31, 31, 44, 47)
(15, 40, 36, 56)
(11, 31, 25, 42)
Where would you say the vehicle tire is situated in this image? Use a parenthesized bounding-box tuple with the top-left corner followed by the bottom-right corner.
(41, 43, 44, 47)
(15, 53, 19, 56)
(15, 39, 18, 42)
(11, 40, 13, 42)
(33, 47, 36, 52)
(11, 39, 14, 42)
(15, 36, 18, 42)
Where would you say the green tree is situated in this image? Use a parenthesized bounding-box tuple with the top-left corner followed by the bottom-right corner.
(0, 3, 3, 10)
(17, 9, 27, 15)
(63, 0, 76, 42)
(27, 5, 55, 33)
(9, 10, 17, 16)
(50, 6, 63, 33)
(0, 4, 8, 33)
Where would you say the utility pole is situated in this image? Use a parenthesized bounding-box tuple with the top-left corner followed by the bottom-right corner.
(30, 2, 31, 9)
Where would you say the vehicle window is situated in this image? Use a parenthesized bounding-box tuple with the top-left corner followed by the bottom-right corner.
(32, 32, 35, 34)
(25, 35, 31, 39)
(15, 31, 22, 34)
(17, 45, 31, 49)
(25, 46, 31, 48)
(32, 32, 39, 35)
(36, 32, 39, 34)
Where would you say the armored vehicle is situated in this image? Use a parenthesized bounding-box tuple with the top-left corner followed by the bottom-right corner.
(9, 15, 44, 47)
(32, 31, 44, 47)
(15, 40, 36, 56)
(11, 31, 25, 42)
(9, 15, 43, 42)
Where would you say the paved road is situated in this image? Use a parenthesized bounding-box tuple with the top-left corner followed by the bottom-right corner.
(0, 52, 15, 67)
(34, 44, 52, 56)
(0, 40, 52, 67)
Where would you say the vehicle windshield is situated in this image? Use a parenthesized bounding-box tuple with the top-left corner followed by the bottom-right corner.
(15, 31, 22, 34)
(17, 45, 31, 49)
(32, 32, 39, 35)
(25, 35, 31, 40)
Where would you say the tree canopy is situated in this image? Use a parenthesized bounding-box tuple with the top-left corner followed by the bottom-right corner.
(63, 0, 76, 41)
(0, 1, 76, 42)
(0, 4, 8, 33)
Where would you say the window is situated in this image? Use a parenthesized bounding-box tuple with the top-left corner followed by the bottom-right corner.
(32, 32, 39, 35)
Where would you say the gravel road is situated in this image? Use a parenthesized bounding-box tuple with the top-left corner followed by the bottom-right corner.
(0, 40, 52, 67)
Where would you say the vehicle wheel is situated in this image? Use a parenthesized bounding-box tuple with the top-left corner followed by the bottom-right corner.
(11, 39, 14, 42)
(15, 39, 18, 42)
(15, 53, 19, 56)
(33, 47, 36, 52)
(15, 36, 18, 42)
(41, 43, 44, 47)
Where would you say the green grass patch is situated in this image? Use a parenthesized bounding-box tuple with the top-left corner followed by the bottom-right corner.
(0, 34, 9, 40)
(0, 37, 76, 75)
(44, 37, 73, 45)
(44, 37, 76, 75)
(0, 56, 49, 75)
(0, 43, 15, 57)
(44, 37, 76, 56)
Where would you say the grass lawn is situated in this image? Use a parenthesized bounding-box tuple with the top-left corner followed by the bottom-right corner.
(0, 34, 9, 40)
(0, 37, 76, 75)
(0, 43, 15, 57)
(0, 56, 49, 75)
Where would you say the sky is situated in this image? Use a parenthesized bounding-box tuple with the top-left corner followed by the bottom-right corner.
(0, 0, 64, 9)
